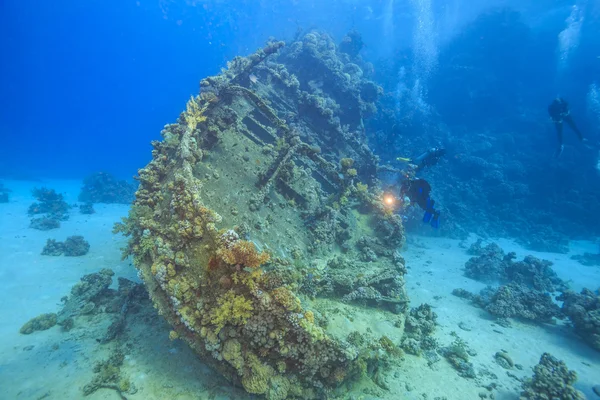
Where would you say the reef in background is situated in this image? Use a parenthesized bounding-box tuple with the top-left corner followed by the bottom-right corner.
(79, 172, 137, 204)
(114, 32, 408, 399)
(366, 10, 600, 252)
(28, 187, 70, 230)
(464, 240, 567, 292)
(454, 242, 600, 353)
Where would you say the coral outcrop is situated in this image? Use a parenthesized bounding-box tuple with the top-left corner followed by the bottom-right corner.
(401, 304, 438, 355)
(113, 34, 408, 398)
(40, 235, 90, 256)
(79, 172, 137, 204)
(440, 337, 476, 379)
(19, 313, 58, 334)
(28, 187, 70, 230)
(453, 283, 562, 324)
(30, 217, 61, 231)
(19, 268, 144, 340)
(558, 288, 600, 351)
(83, 349, 137, 398)
(41, 239, 65, 256)
(464, 242, 566, 292)
(464, 242, 507, 282)
(64, 235, 91, 256)
(457, 243, 568, 325)
(484, 283, 561, 323)
(28, 187, 70, 220)
(520, 353, 584, 399)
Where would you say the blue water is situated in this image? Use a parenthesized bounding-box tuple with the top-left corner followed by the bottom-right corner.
(1, 1, 600, 399)
(2, 1, 599, 177)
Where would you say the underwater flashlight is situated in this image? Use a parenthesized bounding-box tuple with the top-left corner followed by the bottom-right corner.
(383, 194, 396, 207)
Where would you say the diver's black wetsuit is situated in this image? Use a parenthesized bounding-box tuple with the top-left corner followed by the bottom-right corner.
(400, 176, 441, 228)
(392, 147, 445, 228)
(548, 98, 584, 156)
(401, 179, 433, 210)
(412, 148, 446, 171)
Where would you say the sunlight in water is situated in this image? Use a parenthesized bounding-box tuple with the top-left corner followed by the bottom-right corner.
(382, 0, 395, 57)
(557, 3, 585, 71)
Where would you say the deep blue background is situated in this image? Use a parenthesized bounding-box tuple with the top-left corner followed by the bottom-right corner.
(1, 1, 231, 179)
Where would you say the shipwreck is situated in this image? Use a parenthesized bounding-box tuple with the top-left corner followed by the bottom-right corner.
(115, 31, 409, 399)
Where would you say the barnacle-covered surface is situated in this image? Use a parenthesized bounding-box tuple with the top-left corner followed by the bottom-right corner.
(115, 32, 408, 398)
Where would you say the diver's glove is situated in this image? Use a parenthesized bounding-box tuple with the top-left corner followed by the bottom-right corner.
(555, 144, 564, 158)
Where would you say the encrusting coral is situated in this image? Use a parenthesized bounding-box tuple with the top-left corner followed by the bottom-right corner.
(19, 313, 58, 334)
(217, 239, 270, 268)
(210, 290, 254, 333)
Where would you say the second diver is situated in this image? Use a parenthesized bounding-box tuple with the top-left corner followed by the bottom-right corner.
(396, 147, 445, 228)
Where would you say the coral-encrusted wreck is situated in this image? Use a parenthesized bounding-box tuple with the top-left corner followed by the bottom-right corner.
(115, 32, 408, 399)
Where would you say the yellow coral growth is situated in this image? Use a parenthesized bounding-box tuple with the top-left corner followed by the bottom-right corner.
(270, 287, 301, 312)
(355, 182, 368, 192)
(332, 367, 346, 383)
(231, 267, 264, 291)
(184, 96, 207, 129)
(210, 290, 254, 333)
(222, 339, 245, 371)
(299, 317, 326, 342)
(218, 240, 270, 268)
(340, 158, 354, 169)
(241, 353, 275, 395)
(304, 310, 315, 324)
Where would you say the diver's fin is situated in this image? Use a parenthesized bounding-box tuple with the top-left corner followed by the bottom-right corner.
(430, 213, 440, 229)
(423, 211, 433, 223)
(396, 157, 412, 162)
(555, 144, 564, 158)
(581, 138, 594, 150)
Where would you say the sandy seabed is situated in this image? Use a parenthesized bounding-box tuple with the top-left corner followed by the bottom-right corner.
(0, 179, 599, 400)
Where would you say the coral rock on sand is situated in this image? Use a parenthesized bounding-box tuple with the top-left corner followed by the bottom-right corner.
(558, 288, 600, 351)
(520, 353, 585, 400)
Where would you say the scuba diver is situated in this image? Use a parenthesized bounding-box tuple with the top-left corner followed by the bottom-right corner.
(400, 178, 440, 228)
(398, 147, 446, 171)
(548, 97, 586, 158)
(395, 147, 445, 228)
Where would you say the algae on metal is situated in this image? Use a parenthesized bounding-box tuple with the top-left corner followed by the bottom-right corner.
(115, 32, 409, 398)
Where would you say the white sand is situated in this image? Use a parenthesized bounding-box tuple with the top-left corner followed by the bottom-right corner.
(0, 179, 598, 399)
(402, 235, 600, 399)
(0, 180, 245, 400)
